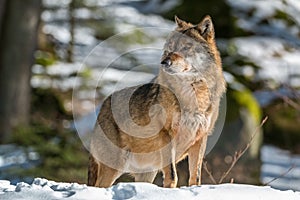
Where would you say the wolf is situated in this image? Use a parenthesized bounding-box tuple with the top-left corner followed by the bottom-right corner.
(87, 15, 226, 188)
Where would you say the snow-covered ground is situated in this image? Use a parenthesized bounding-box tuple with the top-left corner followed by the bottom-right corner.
(0, 178, 299, 200)
(3, 0, 297, 196)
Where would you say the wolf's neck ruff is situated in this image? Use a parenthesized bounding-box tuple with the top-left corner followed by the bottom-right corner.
(154, 71, 200, 112)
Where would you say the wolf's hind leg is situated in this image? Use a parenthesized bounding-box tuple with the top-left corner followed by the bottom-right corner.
(87, 155, 99, 186)
(96, 163, 122, 188)
(134, 171, 158, 183)
(88, 155, 122, 188)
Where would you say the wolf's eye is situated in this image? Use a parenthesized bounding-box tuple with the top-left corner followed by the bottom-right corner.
(181, 43, 192, 52)
(182, 46, 190, 51)
(163, 50, 169, 56)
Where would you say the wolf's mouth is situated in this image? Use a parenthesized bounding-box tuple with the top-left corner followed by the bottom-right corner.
(162, 64, 188, 75)
(162, 65, 177, 75)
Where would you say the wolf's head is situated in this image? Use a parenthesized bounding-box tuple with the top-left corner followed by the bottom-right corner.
(161, 16, 222, 82)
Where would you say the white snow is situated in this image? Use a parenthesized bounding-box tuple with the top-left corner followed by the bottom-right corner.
(261, 145, 300, 191)
(0, 178, 299, 200)
(31, 62, 83, 91)
(231, 36, 300, 87)
(227, 0, 300, 43)
(227, 0, 300, 88)
(0, 144, 40, 171)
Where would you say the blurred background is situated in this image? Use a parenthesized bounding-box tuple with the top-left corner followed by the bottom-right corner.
(0, 0, 299, 191)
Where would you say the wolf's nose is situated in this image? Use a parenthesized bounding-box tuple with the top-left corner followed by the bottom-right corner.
(161, 58, 172, 67)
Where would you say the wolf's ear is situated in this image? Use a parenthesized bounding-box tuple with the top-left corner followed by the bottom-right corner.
(196, 15, 215, 40)
(175, 15, 188, 28)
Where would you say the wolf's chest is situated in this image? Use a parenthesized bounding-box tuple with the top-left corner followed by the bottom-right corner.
(172, 110, 208, 150)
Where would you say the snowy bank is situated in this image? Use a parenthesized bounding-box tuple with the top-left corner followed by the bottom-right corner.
(0, 178, 299, 200)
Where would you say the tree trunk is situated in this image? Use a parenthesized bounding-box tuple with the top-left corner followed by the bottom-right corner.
(0, 0, 6, 36)
(0, 0, 41, 143)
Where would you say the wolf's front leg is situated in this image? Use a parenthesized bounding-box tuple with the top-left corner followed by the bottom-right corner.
(188, 134, 208, 186)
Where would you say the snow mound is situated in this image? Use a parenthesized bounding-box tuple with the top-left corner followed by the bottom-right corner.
(0, 178, 299, 200)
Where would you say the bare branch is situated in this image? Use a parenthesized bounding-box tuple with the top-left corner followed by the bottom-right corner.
(203, 161, 217, 184)
(218, 116, 268, 184)
(277, 93, 300, 111)
(275, 85, 300, 111)
(263, 165, 295, 186)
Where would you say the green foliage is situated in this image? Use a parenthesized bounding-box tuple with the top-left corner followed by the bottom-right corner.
(77, 67, 92, 79)
(86, 20, 116, 40)
(31, 88, 70, 118)
(121, 29, 155, 45)
(225, 87, 262, 129)
(222, 42, 262, 91)
(164, 0, 239, 38)
(231, 89, 262, 124)
(9, 88, 88, 183)
(264, 100, 300, 153)
(273, 10, 296, 26)
(12, 123, 88, 183)
(35, 50, 56, 67)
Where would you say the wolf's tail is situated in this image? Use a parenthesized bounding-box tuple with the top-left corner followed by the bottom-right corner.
(87, 154, 99, 186)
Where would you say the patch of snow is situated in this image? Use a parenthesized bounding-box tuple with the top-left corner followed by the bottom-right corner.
(31, 62, 84, 90)
(98, 68, 155, 87)
(74, 8, 93, 19)
(43, 23, 97, 46)
(0, 178, 299, 200)
(43, 24, 71, 44)
(42, 0, 71, 8)
(46, 62, 81, 76)
(0, 145, 40, 184)
(74, 27, 97, 46)
(83, 0, 144, 7)
(108, 5, 174, 31)
(42, 9, 69, 22)
(0, 145, 40, 171)
(261, 145, 300, 191)
(227, 0, 282, 18)
(129, 0, 182, 14)
(254, 87, 300, 107)
(231, 36, 300, 87)
(227, 0, 300, 46)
